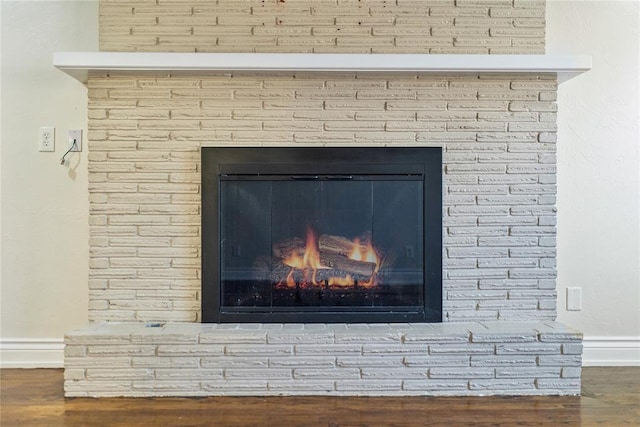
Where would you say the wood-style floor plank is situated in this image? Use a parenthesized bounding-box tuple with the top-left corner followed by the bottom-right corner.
(1, 368, 639, 426)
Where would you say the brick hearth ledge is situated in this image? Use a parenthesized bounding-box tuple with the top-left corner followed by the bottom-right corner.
(65, 321, 582, 397)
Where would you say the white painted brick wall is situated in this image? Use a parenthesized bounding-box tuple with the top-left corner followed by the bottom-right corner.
(98, 0, 546, 54)
(86, 73, 558, 323)
(64, 321, 582, 397)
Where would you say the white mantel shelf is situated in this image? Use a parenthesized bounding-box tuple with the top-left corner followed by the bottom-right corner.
(54, 52, 591, 84)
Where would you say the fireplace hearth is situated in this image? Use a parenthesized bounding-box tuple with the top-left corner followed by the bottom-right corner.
(201, 147, 442, 323)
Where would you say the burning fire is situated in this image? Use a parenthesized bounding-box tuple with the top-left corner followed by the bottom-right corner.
(349, 238, 380, 265)
(276, 228, 381, 290)
(281, 227, 324, 288)
(328, 274, 353, 288)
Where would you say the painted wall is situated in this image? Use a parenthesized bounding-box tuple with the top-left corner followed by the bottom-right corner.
(547, 0, 640, 358)
(0, 1, 97, 351)
(0, 0, 638, 366)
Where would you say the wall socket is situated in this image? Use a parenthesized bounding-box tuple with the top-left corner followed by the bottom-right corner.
(38, 126, 55, 152)
(68, 129, 83, 152)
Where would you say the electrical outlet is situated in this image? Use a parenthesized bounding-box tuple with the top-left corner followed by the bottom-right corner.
(566, 287, 582, 311)
(68, 129, 82, 152)
(39, 126, 55, 152)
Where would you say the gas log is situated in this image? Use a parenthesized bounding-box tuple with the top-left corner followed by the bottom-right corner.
(267, 262, 371, 284)
(319, 253, 375, 277)
(269, 235, 377, 279)
(318, 234, 368, 256)
(272, 237, 305, 259)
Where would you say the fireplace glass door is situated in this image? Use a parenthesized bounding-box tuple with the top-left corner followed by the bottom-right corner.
(202, 147, 442, 323)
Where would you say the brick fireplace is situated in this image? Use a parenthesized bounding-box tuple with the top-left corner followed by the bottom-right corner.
(201, 146, 443, 323)
(63, 0, 585, 397)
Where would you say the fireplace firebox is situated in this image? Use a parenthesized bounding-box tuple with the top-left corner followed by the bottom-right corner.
(202, 147, 442, 323)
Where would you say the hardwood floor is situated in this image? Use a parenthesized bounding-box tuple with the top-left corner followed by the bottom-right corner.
(1, 368, 638, 426)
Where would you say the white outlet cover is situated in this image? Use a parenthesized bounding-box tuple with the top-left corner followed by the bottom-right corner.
(39, 126, 55, 152)
(566, 287, 582, 311)
(68, 129, 82, 152)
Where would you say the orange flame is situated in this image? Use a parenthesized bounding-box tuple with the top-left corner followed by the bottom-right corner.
(277, 229, 382, 290)
(302, 227, 322, 270)
(349, 238, 363, 261)
(348, 238, 380, 266)
(328, 274, 354, 289)
(364, 242, 379, 265)
(348, 237, 380, 288)
(281, 227, 325, 288)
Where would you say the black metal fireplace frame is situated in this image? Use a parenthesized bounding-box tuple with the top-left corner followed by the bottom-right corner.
(201, 147, 442, 323)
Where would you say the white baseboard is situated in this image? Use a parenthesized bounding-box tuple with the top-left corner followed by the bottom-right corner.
(583, 336, 640, 366)
(1, 336, 638, 368)
(0, 338, 64, 368)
